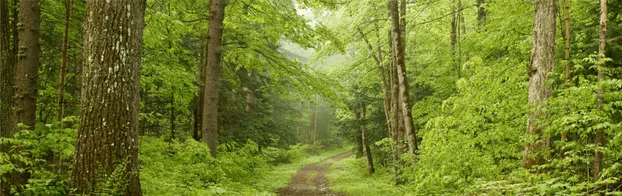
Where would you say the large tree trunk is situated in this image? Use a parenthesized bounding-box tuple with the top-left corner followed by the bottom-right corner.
(0, 0, 13, 138)
(390, 0, 417, 155)
(359, 102, 375, 175)
(56, 0, 72, 123)
(71, 0, 146, 195)
(201, 0, 226, 158)
(522, 0, 556, 169)
(14, 0, 40, 132)
(593, 0, 607, 182)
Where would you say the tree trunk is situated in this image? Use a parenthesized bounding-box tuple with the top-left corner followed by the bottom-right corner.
(593, 0, 607, 182)
(56, 0, 72, 123)
(170, 87, 175, 140)
(357, 28, 391, 136)
(390, 0, 417, 155)
(313, 98, 318, 151)
(477, 0, 486, 26)
(194, 38, 206, 141)
(522, 0, 556, 169)
(7, 0, 19, 60)
(14, 0, 40, 132)
(451, 5, 458, 78)
(201, 0, 226, 158)
(561, 0, 570, 144)
(0, 0, 13, 137)
(71, 1, 146, 195)
(360, 102, 375, 175)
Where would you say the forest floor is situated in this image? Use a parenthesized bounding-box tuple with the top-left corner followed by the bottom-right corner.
(277, 152, 353, 196)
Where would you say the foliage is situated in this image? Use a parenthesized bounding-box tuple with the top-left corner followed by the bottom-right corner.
(0, 118, 77, 195)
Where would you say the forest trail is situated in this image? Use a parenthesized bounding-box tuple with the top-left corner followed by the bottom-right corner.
(277, 152, 352, 196)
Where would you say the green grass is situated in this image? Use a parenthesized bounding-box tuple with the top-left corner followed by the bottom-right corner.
(326, 156, 404, 196)
(249, 147, 352, 195)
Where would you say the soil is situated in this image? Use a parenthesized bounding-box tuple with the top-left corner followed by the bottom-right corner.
(277, 152, 352, 196)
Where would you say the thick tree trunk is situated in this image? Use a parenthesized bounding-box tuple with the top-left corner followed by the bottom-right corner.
(71, 0, 146, 195)
(561, 0, 570, 144)
(522, 0, 556, 169)
(56, 0, 72, 123)
(360, 103, 375, 175)
(390, 0, 417, 155)
(593, 0, 607, 182)
(11, 0, 17, 64)
(201, 0, 226, 158)
(0, 0, 13, 138)
(14, 0, 40, 132)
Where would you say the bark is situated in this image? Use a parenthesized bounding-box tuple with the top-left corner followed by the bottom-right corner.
(593, 0, 607, 182)
(56, 0, 72, 123)
(359, 103, 375, 175)
(14, 0, 40, 131)
(0, 0, 13, 138)
(477, 0, 486, 26)
(523, 0, 556, 169)
(11, 0, 16, 61)
(561, 0, 570, 143)
(313, 98, 318, 150)
(1, 0, 16, 194)
(194, 38, 206, 141)
(388, 30, 401, 185)
(201, 0, 226, 158)
(451, 6, 458, 77)
(170, 87, 175, 140)
(390, 0, 417, 155)
(71, 0, 146, 195)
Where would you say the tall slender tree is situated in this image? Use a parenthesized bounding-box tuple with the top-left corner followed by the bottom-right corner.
(14, 0, 40, 132)
(390, 0, 417, 154)
(201, 0, 227, 158)
(593, 0, 607, 182)
(359, 102, 375, 175)
(561, 0, 571, 143)
(56, 0, 73, 123)
(523, 0, 556, 169)
(71, 0, 146, 194)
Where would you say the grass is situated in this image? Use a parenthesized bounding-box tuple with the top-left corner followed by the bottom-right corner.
(326, 156, 405, 196)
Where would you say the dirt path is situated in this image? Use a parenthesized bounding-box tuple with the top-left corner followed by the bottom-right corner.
(277, 152, 352, 196)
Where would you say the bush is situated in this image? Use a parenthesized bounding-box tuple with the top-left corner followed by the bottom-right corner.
(0, 119, 77, 195)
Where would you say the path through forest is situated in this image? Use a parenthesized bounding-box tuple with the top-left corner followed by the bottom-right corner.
(277, 152, 352, 196)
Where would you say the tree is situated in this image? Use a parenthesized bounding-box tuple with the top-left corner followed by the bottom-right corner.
(561, 0, 570, 143)
(0, 0, 13, 138)
(593, 0, 607, 182)
(522, 0, 556, 169)
(359, 102, 374, 175)
(14, 0, 40, 133)
(201, 0, 226, 158)
(71, 0, 146, 194)
(389, 0, 417, 154)
(56, 0, 73, 123)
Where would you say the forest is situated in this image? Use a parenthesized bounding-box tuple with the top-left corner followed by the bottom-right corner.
(0, 0, 621, 195)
